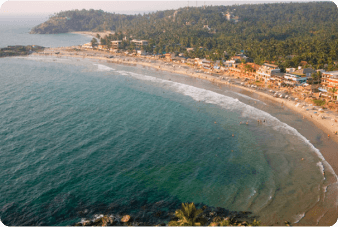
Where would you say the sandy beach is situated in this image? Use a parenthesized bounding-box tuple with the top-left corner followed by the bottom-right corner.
(31, 47, 338, 225)
(70, 31, 115, 38)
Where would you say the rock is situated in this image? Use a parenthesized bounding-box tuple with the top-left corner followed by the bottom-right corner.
(82, 220, 92, 226)
(121, 214, 131, 222)
(213, 216, 222, 222)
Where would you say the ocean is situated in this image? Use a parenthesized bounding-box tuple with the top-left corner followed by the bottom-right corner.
(0, 16, 337, 226)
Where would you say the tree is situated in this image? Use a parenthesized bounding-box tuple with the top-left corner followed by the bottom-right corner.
(168, 203, 206, 226)
(91, 38, 98, 47)
(329, 87, 338, 100)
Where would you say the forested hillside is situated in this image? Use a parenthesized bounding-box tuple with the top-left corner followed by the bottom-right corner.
(30, 2, 338, 70)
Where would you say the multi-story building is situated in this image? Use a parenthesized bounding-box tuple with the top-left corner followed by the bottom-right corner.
(256, 63, 280, 81)
(130, 39, 148, 48)
(321, 71, 338, 97)
(111, 40, 122, 49)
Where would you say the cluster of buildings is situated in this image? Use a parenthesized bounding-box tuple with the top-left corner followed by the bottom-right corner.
(82, 39, 148, 53)
(80, 40, 338, 99)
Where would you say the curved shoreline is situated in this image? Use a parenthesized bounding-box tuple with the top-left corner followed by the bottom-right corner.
(29, 48, 338, 225)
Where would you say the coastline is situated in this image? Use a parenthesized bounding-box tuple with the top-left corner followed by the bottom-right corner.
(70, 31, 115, 38)
(30, 48, 338, 225)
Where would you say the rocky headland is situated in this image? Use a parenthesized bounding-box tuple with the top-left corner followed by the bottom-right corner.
(0, 45, 45, 57)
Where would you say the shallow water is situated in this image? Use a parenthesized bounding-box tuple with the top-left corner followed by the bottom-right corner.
(1, 56, 337, 225)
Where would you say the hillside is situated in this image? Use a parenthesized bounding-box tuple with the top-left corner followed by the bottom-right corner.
(30, 2, 338, 70)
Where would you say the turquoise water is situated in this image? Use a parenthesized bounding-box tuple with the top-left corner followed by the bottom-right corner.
(0, 56, 336, 225)
(0, 17, 337, 226)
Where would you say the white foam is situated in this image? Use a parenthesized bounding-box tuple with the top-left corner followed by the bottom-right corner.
(95, 64, 115, 72)
(317, 162, 325, 180)
(231, 92, 267, 105)
(116, 70, 338, 182)
(293, 213, 305, 223)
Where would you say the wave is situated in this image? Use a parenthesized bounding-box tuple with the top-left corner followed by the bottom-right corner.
(293, 213, 305, 223)
(119, 70, 338, 181)
(230, 92, 267, 105)
(94, 64, 115, 72)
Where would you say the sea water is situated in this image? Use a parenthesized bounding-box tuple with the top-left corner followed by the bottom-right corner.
(1, 17, 337, 226)
(0, 55, 337, 226)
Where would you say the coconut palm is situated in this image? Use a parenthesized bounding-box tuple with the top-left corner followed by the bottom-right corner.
(251, 219, 261, 226)
(168, 203, 206, 226)
(219, 218, 231, 227)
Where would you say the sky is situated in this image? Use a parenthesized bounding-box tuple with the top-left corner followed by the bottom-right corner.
(0, 0, 336, 16)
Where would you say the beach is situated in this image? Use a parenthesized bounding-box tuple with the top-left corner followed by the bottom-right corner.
(70, 31, 115, 39)
(30, 47, 338, 226)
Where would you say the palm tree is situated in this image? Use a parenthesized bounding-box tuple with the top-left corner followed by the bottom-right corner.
(219, 218, 231, 227)
(91, 38, 98, 48)
(168, 203, 206, 226)
(329, 87, 337, 100)
(251, 219, 261, 226)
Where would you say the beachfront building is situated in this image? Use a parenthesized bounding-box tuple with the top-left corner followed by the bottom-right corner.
(111, 40, 122, 49)
(321, 71, 338, 99)
(286, 68, 296, 73)
(164, 53, 175, 61)
(131, 39, 148, 49)
(136, 50, 146, 56)
(283, 73, 308, 86)
(98, 44, 108, 50)
(82, 42, 93, 49)
(197, 58, 212, 68)
(256, 63, 280, 82)
(293, 68, 316, 78)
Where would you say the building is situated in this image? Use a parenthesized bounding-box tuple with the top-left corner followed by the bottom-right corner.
(111, 40, 122, 49)
(283, 73, 307, 86)
(286, 68, 296, 73)
(293, 68, 316, 78)
(321, 71, 338, 97)
(131, 39, 148, 48)
(136, 50, 146, 56)
(164, 53, 175, 61)
(256, 63, 280, 81)
(98, 44, 108, 50)
(82, 42, 93, 49)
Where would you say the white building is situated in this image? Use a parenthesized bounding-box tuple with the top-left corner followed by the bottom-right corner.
(284, 73, 307, 85)
(82, 42, 92, 49)
(256, 63, 280, 81)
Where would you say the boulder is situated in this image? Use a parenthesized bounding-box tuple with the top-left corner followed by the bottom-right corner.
(121, 214, 131, 222)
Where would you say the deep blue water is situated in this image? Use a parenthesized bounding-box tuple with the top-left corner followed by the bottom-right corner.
(0, 17, 337, 226)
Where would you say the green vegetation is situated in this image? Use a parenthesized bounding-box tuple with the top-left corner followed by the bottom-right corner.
(168, 203, 206, 226)
(0, 45, 44, 57)
(31, 2, 338, 70)
(313, 99, 326, 106)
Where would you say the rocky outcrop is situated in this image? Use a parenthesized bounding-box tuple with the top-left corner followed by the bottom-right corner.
(73, 204, 259, 226)
(0, 45, 45, 57)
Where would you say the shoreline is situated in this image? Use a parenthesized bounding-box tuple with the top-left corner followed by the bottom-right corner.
(30, 48, 338, 225)
(70, 31, 115, 38)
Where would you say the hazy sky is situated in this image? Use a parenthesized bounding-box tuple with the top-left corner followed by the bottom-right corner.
(0, 0, 335, 16)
